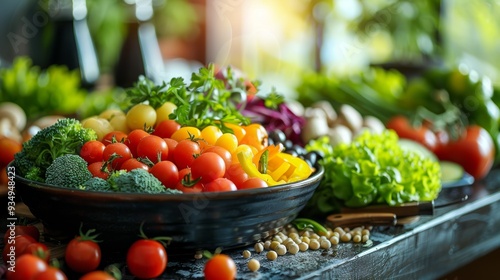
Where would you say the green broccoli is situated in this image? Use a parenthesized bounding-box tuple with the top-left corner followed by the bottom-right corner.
(81, 177, 112, 192)
(14, 118, 97, 182)
(110, 169, 182, 194)
(45, 154, 92, 189)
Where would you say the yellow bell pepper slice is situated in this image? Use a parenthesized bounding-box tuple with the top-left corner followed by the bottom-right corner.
(237, 150, 285, 186)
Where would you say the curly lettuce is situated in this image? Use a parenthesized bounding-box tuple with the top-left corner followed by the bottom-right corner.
(303, 130, 441, 216)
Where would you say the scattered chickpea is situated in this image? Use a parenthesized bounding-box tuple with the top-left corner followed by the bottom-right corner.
(242, 250, 251, 259)
(333, 227, 345, 236)
(248, 259, 260, 272)
(352, 235, 362, 243)
(267, 250, 278, 261)
(340, 233, 352, 243)
(289, 232, 299, 240)
(331, 231, 340, 238)
(273, 236, 283, 243)
(301, 236, 311, 244)
(329, 236, 339, 245)
(270, 241, 280, 250)
(264, 240, 271, 250)
(254, 242, 264, 253)
(362, 229, 370, 237)
(288, 243, 299, 255)
(276, 244, 287, 256)
(194, 251, 203, 260)
(320, 239, 332, 249)
(310, 233, 320, 240)
(299, 242, 309, 252)
(309, 239, 321, 250)
(362, 234, 370, 243)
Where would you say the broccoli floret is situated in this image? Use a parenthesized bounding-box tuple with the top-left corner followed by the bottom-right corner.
(81, 177, 112, 192)
(110, 169, 182, 194)
(14, 118, 97, 180)
(24, 166, 45, 183)
(107, 170, 128, 191)
(45, 154, 92, 189)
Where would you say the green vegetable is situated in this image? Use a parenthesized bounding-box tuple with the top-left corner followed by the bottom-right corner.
(124, 65, 250, 133)
(81, 177, 112, 192)
(45, 155, 92, 189)
(440, 161, 465, 183)
(291, 218, 328, 235)
(0, 57, 87, 120)
(14, 118, 97, 181)
(109, 169, 182, 194)
(303, 130, 441, 216)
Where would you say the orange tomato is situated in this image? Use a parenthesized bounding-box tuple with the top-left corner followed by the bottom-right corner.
(0, 137, 22, 167)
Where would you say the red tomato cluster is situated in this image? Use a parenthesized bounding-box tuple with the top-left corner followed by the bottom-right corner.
(386, 115, 495, 179)
(80, 120, 270, 192)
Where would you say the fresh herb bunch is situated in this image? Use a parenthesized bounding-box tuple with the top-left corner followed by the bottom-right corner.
(124, 64, 250, 133)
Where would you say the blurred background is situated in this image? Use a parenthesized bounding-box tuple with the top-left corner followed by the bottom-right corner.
(0, 0, 499, 115)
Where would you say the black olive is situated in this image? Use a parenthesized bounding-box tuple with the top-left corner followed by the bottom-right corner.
(268, 130, 286, 144)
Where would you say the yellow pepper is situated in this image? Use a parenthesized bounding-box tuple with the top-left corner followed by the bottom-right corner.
(274, 153, 314, 182)
(237, 150, 285, 186)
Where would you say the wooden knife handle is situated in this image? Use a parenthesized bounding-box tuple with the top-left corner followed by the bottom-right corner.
(326, 213, 397, 228)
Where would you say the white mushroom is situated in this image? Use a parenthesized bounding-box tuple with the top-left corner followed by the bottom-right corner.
(0, 102, 27, 131)
(301, 107, 330, 143)
(328, 124, 352, 147)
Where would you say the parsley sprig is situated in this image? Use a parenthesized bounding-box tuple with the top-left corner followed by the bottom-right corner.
(125, 64, 250, 133)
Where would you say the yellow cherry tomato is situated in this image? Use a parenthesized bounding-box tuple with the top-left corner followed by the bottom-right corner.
(126, 104, 157, 130)
(155, 102, 177, 125)
(99, 108, 125, 121)
(83, 117, 114, 141)
(200, 125, 223, 150)
(171, 126, 201, 142)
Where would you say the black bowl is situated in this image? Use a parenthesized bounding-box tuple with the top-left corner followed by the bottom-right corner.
(13, 164, 323, 252)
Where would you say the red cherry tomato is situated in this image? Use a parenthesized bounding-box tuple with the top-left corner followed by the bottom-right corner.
(149, 161, 179, 189)
(126, 239, 168, 279)
(23, 242, 50, 262)
(137, 135, 169, 163)
(239, 177, 268, 190)
(0, 137, 22, 166)
(175, 168, 204, 193)
(204, 254, 237, 280)
(5, 254, 48, 280)
(88, 161, 110, 179)
(203, 146, 232, 170)
(163, 138, 178, 162)
(434, 125, 494, 179)
(125, 129, 150, 157)
(153, 120, 181, 138)
(191, 152, 226, 184)
(3, 234, 36, 263)
(173, 139, 201, 169)
(80, 140, 106, 164)
(3, 225, 40, 244)
(103, 142, 132, 170)
(121, 158, 149, 172)
(224, 164, 249, 189)
(64, 234, 101, 273)
(32, 266, 67, 280)
(79, 271, 115, 280)
(386, 115, 438, 152)
(101, 131, 128, 146)
(204, 178, 237, 192)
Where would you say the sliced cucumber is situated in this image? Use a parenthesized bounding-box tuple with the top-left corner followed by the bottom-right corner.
(440, 161, 465, 182)
(398, 139, 438, 162)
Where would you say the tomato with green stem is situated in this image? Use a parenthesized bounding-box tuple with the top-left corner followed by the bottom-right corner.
(126, 226, 170, 279)
(137, 135, 169, 163)
(102, 142, 132, 170)
(173, 139, 201, 169)
(191, 152, 226, 184)
(23, 242, 50, 262)
(64, 226, 102, 273)
(101, 131, 128, 146)
(175, 168, 204, 193)
(203, 251, 237, 280)
(88, 161, 110, 179)
(5, 254, 47, 280)
(3, 234, 36, 263)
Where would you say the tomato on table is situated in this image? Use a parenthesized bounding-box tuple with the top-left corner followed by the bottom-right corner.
(32, 266, 67, 280)
(23, 242, 50, 262)
(5, 254, 48, 280)
(79, 271, 115, 280)
(126, 239, 168, 279)
(386, 115, 438, 152)
(64, 229, 102, 273)
(3, 225, 40, 243)
(3, 234, 36, 263)
(0, 137, 22, 166)
(204, 254, 237, 280)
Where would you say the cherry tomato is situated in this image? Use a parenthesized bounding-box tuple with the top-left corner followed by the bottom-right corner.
(102, 143, 132, 170)
(32, 266, 67, 280)
(3, 225, 40, 244)
(65, 235, 101, 273)
(3, 234, 36, 263)
(204, 178, 237, 192)
(79, 271, 115, 280)
(150, 161, 179, 189)
(125, 129, 150, 157)
(203, 146, 232, 170)
(173, 139, 201, 169)
(23, 242, 50, 262)
(80, 140, 105, 164)
(101, 131, 128, 146)
(434, 125, 495, 179)
(224, 163, 249, 189)
(239, 177, 268, 190)
(88, 161, 110, 179)
(153, 119, 180, 139)
(155, 102, 177, 125)
(137, 135, 169, 163)
(0, 137, 22, 166)
(386, 115, 438, 152)
(171, 126, 201, 142)
(5, 254, 48, 280)
(191, 152, 226, 184)
(126, 239, 168, 279)
(126, 103, 157, 131)
(163, 138, 178, 162)
(175, 168, 204, 193)
(204, 254, 237, 280)
(121, 158, 149, 172)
